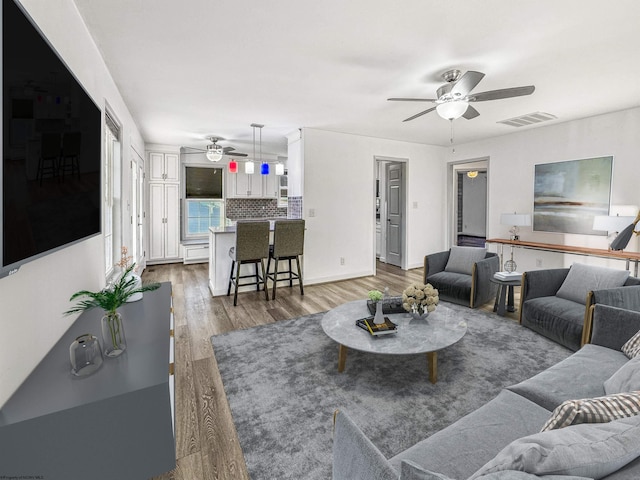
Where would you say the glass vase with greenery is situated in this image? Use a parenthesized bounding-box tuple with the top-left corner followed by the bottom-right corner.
(65, 264, 160, 357)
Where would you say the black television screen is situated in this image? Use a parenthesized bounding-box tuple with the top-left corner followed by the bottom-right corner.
(2, 0, 102, 278)
(185, 166, 223, 199)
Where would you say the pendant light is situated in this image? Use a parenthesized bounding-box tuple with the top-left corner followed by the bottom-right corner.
(275, 162, 284, 175)
(228, 159, 238, 173)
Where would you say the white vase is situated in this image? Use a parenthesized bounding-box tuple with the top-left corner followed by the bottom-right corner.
(373, 301, 385, 324)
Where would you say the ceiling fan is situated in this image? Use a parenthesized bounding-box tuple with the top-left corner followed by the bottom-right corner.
(181, 137, 248, 161)
(388, 69, 535, 122)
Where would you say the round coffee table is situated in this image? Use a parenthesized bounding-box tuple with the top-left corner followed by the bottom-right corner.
(321, 300, 467, 383)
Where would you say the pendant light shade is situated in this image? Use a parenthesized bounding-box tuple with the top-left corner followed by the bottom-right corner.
(261, 162, 269, 175)
(436, 101, 468, 120)
(275, 162, 284, 175)
(245, 160, 255, 174)
(228, 159, 238, 173)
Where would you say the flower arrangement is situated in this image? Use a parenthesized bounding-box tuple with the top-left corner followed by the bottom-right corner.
(402, 283, 439, 315)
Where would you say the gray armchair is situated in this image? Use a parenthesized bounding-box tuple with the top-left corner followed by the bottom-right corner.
(423, 247, 500, 308)
(519, 265, 640, 351)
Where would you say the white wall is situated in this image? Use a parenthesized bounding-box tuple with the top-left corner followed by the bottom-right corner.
(452, 107, 640, 272)
(301, 128, 447, 285)
(0, 0, 144, 407)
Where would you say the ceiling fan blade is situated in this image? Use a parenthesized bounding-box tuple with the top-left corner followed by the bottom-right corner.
(402, 106, 437, 122)
(229, 152, 248, 157)
(388, 97, 437, 102)
(223, 146, 236, 153)
(451, 71, 485, 97)
(471, 85, 535, 102)
(462, 105, 480, 120)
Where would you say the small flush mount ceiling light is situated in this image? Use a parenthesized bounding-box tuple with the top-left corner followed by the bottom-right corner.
(228, 159, 238, 173)
(275, 163, 284, 176)
(436, 100, 468, 120)
(467, 170, 479, 179)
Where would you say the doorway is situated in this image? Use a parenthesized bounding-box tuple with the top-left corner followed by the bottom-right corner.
(449, 159, 488, 247)
(375, 157, 406, 269)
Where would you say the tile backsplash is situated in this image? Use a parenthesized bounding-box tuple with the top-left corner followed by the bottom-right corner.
(226, 198, 288, 220)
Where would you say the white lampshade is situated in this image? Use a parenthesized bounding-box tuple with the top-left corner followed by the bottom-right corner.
(244, 160, 255, 174)
(500, 213, 531, 227)
(436, 101, 468, 120)
(275, 163, 285, 175)
(593, 215, 636, 233)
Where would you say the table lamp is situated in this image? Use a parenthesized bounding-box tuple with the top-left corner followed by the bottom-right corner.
(500, 212, 531, 272)
(609, 213, 640, 251)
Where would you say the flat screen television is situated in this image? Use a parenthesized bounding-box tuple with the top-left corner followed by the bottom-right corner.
(2, 0, 102, 278)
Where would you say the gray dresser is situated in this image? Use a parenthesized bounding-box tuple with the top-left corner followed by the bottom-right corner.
(0, 282, 175, 479)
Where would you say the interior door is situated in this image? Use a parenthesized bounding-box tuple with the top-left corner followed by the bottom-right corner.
(385, 162, 404, 267)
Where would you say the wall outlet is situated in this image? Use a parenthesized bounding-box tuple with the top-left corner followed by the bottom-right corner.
(340, 257, 345, 266)
(308, 208, 316, 217)
(536, 258, 543, 267)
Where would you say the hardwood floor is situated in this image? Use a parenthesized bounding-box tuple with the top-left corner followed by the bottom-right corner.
(144, 261, 519, 479)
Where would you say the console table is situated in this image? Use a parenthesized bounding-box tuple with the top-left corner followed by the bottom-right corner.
(485, 238, 640, 276)
(0, 282, 176, 479)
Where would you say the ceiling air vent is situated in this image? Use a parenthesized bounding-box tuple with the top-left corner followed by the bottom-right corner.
(498, 112, 557, 128)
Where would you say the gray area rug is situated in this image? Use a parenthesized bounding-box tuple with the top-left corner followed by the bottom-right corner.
(211, 302, 571, 480)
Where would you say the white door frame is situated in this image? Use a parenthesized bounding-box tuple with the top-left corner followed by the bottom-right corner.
(373, 156, 408, 273)
(447, 157, 490, 248)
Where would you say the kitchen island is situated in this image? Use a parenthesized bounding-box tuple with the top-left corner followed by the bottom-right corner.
(208, 221, 279, 297)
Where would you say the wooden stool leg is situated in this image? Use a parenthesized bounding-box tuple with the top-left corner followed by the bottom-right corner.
(227, 260, 235, 296)
(296, 256, 304, 295)
(272, 258, 279, 300)
(261, 259, 269, 301)
(233, 262, 241, 306)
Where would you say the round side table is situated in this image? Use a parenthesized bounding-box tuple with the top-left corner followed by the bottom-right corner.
(490, 276, 522, 316)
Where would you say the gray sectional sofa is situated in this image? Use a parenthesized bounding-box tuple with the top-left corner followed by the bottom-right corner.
(333, 303, 640, 480)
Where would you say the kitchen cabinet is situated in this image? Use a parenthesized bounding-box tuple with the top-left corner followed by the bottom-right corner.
(149, 182, 180, 262)
(149, 152, 180, 182)
(0, 283, 176, 479)
(226, 170, 278, 198)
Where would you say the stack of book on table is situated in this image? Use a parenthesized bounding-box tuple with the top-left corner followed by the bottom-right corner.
(355, 317, 398, 336)
(494, 271, 522, 281)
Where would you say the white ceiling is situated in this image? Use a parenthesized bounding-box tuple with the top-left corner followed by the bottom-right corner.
(72, 0, 640, 157)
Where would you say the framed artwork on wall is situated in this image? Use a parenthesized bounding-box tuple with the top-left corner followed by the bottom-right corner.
(533, 156, 613, 235)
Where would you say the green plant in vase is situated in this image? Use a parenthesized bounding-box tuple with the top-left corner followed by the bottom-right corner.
(65, 263, 160, 357)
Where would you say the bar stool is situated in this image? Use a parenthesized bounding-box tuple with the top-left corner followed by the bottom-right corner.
(37, 133, 61, 185)
(59, 132, 81, 181)
(227, 220, 270, 306)
(266, 219, 305, 300)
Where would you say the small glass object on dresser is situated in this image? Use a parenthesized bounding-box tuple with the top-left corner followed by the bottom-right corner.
(69, 333, 103, 377)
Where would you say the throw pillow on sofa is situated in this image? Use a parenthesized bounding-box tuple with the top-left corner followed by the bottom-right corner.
(555, 263, 629, 305)
(622, 329, 640, 359)
(470, 416, 640, 480)
(444, 246, 486, 275)
(541, 391, 640, 431)
(604, 356, 640, 394)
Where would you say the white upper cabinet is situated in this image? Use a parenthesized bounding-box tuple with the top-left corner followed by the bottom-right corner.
(149, 152, 179, 183)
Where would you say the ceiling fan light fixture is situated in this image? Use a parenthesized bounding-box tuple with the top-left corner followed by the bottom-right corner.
(206, 143, 224, 162)
(436, 101, 468, 120)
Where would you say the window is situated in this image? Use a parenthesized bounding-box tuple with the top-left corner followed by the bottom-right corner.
(185, 200, 225, 237)
(183, 166, 225, 239)
(104, 110, 121, 277)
